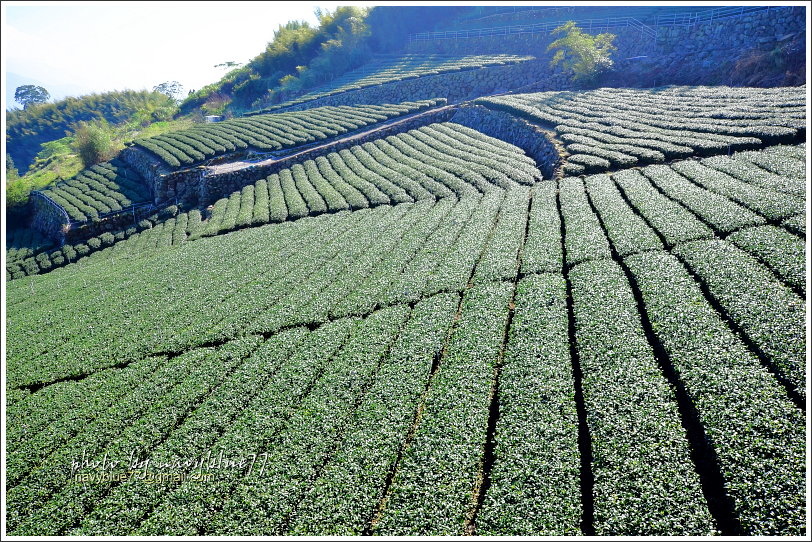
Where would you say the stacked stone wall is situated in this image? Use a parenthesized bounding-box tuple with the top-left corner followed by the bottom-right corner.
(119, 146, 167, 199)
(63, 205, 158, 244)
(655, 6, 804, 54)
(273, 60, 565, 113)
(30, 193, 70, 243)
(406, 25, 653, 58)
(406, 7, 805, 88)
(193, 106, 458, 207)
(450, 104, 562, 179)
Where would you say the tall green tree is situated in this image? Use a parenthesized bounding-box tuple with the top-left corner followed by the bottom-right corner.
(6, 153, 20, 181)
(14, 85, 50, 109)
(547, 21, 616, 83)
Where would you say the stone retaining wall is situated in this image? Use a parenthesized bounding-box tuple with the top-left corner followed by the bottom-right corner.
(119, 146, 168, 199)
(406, 7, 805, 88)
(272, 60, 563, 113)
(164, 105, 459, 207)
(117, 106, 463, 207)
(637, 6, 806, 86)
(407, 25, 653, 58)
(655, 6, 804, 54)
(30, 193, 70, 243)
(450, 104, 562, 179)
(63, 205, 159, 244)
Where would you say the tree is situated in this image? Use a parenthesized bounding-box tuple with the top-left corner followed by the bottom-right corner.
(71, 120, 117, 167)
(153, 81, 184, 101)
(14, 85, 50, 109)
(6, 153, 20, 181)
(547, 21, 617, 84)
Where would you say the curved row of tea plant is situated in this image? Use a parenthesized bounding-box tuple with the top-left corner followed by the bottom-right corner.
(572, 164, 806, 403)
(6, 206, 177, 281)
(558, 170, 806, 535)
(10, 142, 801, 285)
(6, 73, 806, 536)
(8, 122, 538, 281)
(133, 99, 446, 168)
(252, 54, 533, 113)
(197, 122, 539, 238)
(35, 159, 150, 223)
(476, 85, 805, 175)
(3, 190, 503, 388)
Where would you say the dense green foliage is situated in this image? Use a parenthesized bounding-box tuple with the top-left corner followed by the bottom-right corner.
(6, 89, 177, 172)
(180, 6, 466, 115)
(180, 7, 372, 113)
(6, 138, 83, 208)
(14, 85, 50, 109)
(547, 22, 617, 83)
(71, 120, 119, 168)
(6, 152, 20, 180)
(6, 119, 191, 218)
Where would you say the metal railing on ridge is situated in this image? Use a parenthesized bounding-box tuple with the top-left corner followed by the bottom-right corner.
(654, 4, 788, 27)
(409, 16, 656, 42)
(409, 5, 795, 43)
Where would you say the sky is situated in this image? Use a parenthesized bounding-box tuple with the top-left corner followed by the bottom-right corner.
(2, 1, 767, 108)
(2, 0, 374, 108)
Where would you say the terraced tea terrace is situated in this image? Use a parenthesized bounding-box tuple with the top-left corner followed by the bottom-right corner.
(7, 133, 806, 535)
(253, 54, 534, 113)
(35, 159, 150, 223)
(477, 86, 806, 174)
(6, 123, 538, 280)
(194, 122, 540, 234)
(134, 99, 445, 168)
(5, 78, 808, 538)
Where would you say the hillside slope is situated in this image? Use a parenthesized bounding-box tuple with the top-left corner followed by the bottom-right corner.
(4, 4, 808, 537)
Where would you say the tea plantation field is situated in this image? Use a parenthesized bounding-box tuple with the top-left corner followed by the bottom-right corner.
(5, 86, 807, 536)
(478, 86, 806, 174)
